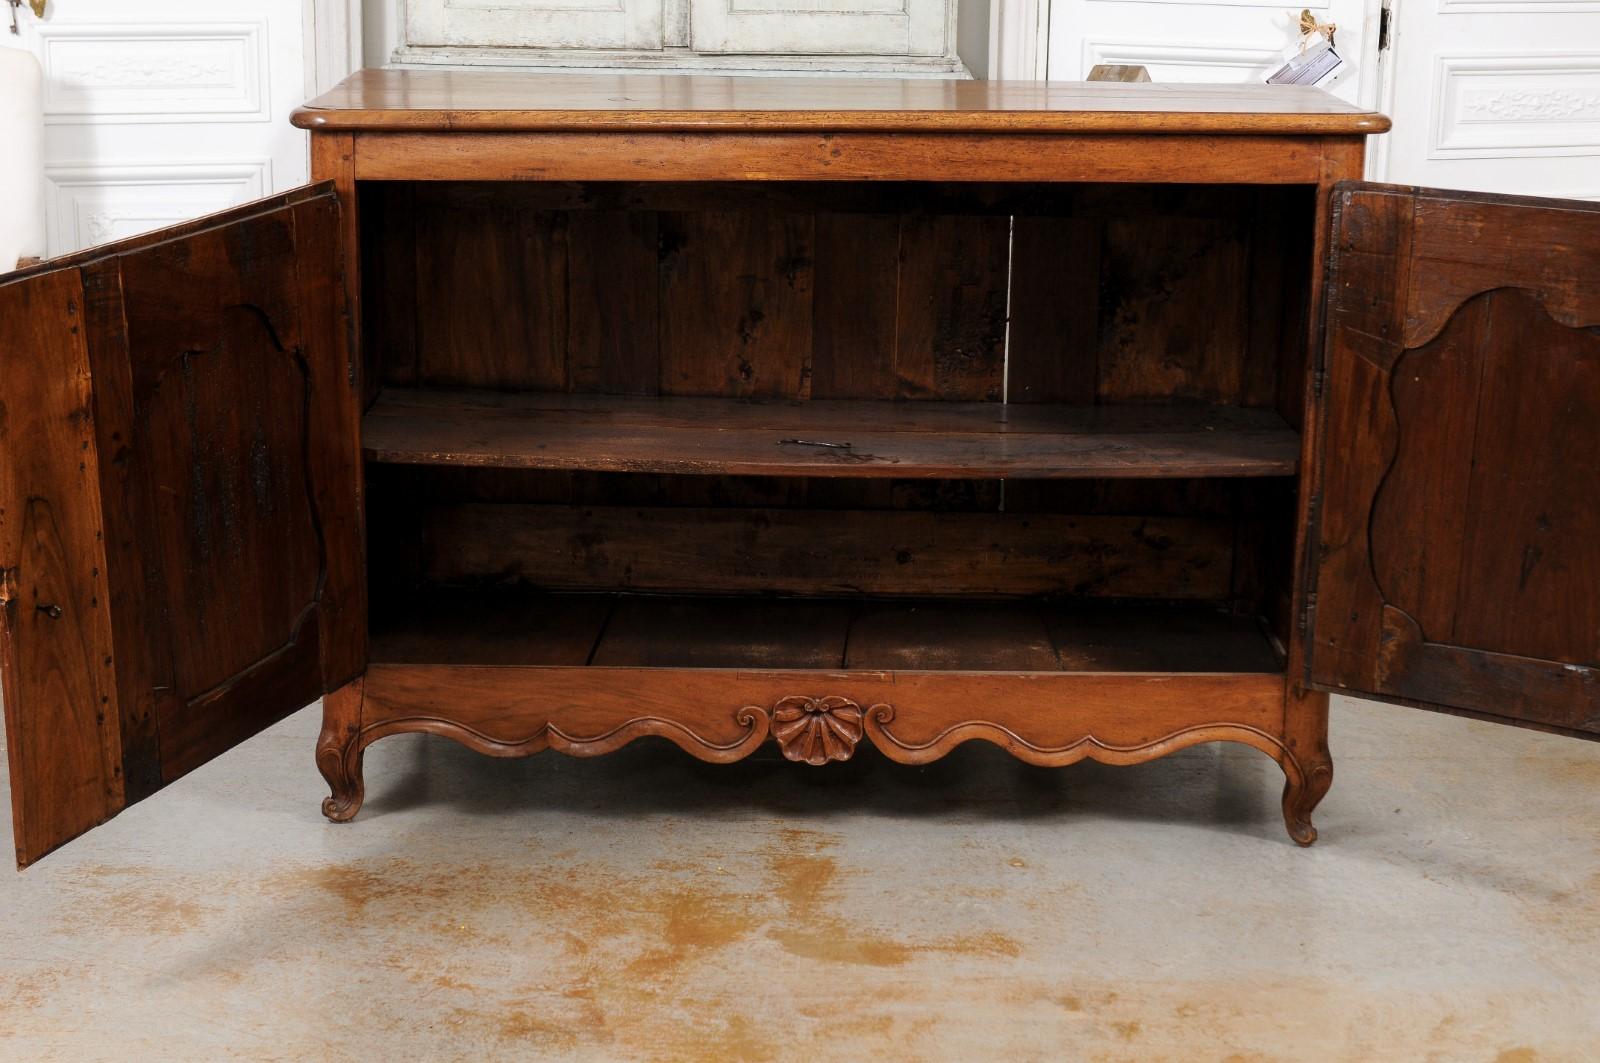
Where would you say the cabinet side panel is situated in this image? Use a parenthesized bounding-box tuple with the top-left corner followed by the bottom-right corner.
(0, 269, 125, 867)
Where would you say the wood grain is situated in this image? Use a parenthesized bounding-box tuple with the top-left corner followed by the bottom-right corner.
(348, 663, 1290, 809)
(421, 503, 1235, 599)
(351, 133, 1357, 185)
(1311, 183, 1600, 734)
(362, 389, 1301, 478)
(591, 596, 854, 668)
(0, 268, 124, 868)
(659, 210, 814, 398)
(368, 590, 1282, 675)
(567, 210, 660, 394)
(292, 70, 1389, 134)
(413, 191, 568, 390)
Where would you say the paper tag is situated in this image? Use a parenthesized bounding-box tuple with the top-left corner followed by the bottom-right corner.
(1266, 40, 1345, 88)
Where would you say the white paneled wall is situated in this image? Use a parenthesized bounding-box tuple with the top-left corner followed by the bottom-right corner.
(382, 0, 970, 75)
(1047, 0, 1380, 107)
(2, 0, 308, 257)
(1378, 5, 1600, 197)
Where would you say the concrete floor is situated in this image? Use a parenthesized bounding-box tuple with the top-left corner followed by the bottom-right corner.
(1, 695, 1597, 1062)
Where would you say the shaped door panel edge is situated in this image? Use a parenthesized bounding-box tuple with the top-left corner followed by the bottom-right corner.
(0, 184, 365, 867)
(1310, 181, 1600, 737)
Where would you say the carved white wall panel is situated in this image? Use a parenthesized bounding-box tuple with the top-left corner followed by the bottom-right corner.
(1082, 39, 1283, 81)
(45, 162, 270, 255)
(1432, 54, 1600, 158)
(37, 22, 269, 124)
(1438, 0, 1600, 13)
(406, 0, 664, 51)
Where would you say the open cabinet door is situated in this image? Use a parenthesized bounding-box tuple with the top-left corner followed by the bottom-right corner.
(0, 184, 365, 867)
(1309, 182, 1599, 736)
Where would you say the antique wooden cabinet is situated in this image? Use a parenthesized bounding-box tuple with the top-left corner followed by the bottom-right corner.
(3, 72, 1596, 867)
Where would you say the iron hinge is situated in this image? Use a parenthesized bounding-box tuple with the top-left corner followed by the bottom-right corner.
(1300, 592, 1318, 634)
(1378, 5, 1392, 52)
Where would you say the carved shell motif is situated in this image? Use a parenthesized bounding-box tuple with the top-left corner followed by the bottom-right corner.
(769, 695, 864, 765)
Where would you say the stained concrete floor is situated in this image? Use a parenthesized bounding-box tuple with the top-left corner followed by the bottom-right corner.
(1, 694, 1597, 1062)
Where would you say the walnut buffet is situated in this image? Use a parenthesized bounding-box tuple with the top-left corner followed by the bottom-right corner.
(3, 71, 1597, 867)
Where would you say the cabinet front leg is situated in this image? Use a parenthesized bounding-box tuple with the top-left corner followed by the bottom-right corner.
(1280, 687, 1332, 846)
(316, 676, 366, 823)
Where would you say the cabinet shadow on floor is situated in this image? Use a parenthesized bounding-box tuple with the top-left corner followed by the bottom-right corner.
(355, 731, 1287, 836)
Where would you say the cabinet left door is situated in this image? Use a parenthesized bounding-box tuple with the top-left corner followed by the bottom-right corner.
(0, 183, 365, 867)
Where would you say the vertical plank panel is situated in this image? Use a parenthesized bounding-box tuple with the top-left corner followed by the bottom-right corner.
(894, 214, 1008, 401)
(363, 182, 418, 388)
(659, 210, 814, 398)
(811, 212, 899, 399)
(568, 210, 661, 395)
(1007, 216, 1101, 403)
(1445, 291, 1598, 662)
(79, 259, 170, 804)
(1096, 215, 1250, 403)
(0, 268, 124, 867)
(414, 187, 568, 390)
(1242, 188, 1289, 409)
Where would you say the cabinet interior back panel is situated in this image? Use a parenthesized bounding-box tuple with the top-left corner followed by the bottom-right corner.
(360, 181, 1315, 415)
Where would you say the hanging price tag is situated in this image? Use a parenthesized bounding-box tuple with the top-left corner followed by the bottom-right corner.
(1266, 39, 1345, 87)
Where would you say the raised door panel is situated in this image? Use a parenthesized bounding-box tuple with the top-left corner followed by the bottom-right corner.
(0, 184, 363, 866)
(691, 0, 948, 56)
(1310, 182, 1600, 735)
(405, 0, 664, 51)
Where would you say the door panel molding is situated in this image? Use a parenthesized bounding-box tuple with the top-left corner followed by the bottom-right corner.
(1309, 183, 1600, 735)
(0, 184, 362, 866)
(45, 161, 271, 254)
(36, 20, 270, 125)
(1431, 52, 1600, 158)
(1081, 38, 1282, 80)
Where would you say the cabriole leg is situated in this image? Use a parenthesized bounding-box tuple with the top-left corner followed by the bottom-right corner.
(316, 676, 366, 823)
(1280, 686, 1333, 846)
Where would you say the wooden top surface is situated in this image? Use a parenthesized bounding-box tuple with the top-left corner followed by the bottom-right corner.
(292, 69, 1390, 135)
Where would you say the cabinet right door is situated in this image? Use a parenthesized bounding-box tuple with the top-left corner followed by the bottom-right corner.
(1309, 182, 1599, 736)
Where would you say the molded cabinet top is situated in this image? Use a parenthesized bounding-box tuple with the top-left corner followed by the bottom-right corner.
(291, 69, 1391, 135)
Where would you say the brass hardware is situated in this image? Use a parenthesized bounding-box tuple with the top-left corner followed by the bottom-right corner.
(1299, 9, 1337, 50)
(7, 1, 44, 35)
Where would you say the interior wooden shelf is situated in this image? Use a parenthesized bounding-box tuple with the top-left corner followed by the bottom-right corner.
(362, 388, 1301, 480)
(370, 591, 1285, 674)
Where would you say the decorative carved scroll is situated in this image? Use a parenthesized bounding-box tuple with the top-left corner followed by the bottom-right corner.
(549, 706, 771, 763)
(766, 695, 865, 765)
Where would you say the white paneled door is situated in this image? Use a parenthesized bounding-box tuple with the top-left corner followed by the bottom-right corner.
(3, 0, 310, 256)
(1046, 0, 1380, 107)
(1377, 2, 1600, 197)
(391, 0, 965, 73)
(405, 0, 664, 52)
(692, 0, 951, 57)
